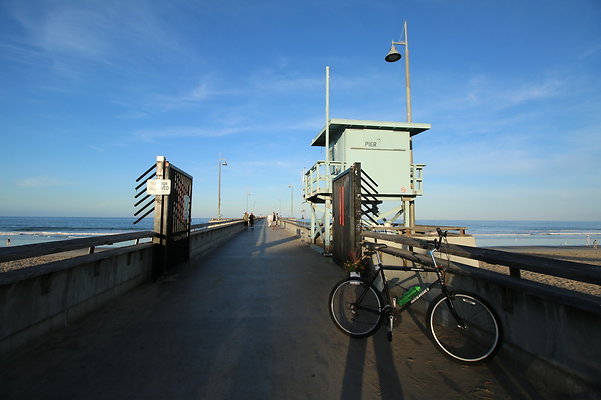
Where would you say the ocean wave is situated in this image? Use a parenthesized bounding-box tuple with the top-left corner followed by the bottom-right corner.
(0, 231, 135, 237)
(13, 226, 142, 232)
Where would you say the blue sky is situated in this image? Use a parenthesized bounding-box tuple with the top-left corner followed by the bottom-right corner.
(0, 0, 599, 221)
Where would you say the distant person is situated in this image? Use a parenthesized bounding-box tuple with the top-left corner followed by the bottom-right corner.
(594, 240, 598, 249)
(586, 234, 591, 246)
(243, 212, 249, 230)
(249, 213, 255, 230)
(267, 213, 273, 227)
(6, 238, 10, 246)
(272, 212, 278, 229)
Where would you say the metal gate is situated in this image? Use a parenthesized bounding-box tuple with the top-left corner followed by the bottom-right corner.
(332, 163, 362, 265)
(332, 162, 382, 266)
(134, 156, 193, 275)
(163, 162, 193, 267)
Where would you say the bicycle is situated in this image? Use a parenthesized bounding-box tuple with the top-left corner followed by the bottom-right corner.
(328, 228, 503, 363)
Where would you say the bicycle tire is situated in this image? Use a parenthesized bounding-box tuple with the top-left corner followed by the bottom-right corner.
(329, 278, 384, 338)
(427, 291, 502, 363)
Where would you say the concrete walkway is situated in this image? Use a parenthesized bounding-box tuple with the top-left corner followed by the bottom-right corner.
(1, 222, 555, 399)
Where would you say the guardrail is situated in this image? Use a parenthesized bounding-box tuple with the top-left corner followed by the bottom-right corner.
(0, 220, 246, 266)
(0, 231, 157, 264)
(362, 231, 601, 286)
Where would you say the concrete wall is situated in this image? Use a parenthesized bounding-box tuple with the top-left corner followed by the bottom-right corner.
(0, 244, 156, 354)
(449, 273, 601, 395)
(190, 220, 245, 258)
(0, 220, 246, 355)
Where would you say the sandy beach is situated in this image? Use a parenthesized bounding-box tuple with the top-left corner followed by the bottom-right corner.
(0, 249, 92, 274)
(481, 246, 601, 297)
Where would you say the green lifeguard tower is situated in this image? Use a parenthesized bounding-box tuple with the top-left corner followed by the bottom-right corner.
(303, 22, 434, 250)
(303, 118, 431, 248)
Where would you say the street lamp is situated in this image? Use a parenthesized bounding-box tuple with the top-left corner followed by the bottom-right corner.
(386, 21, 417, 228)
(385, 21, 412, 123)
(217, 155, 227, 219)
(288, 185, 294, 218)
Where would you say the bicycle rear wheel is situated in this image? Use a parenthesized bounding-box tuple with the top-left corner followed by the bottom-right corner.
(329, 278, 384, 338)
(427, 291, 502, 363)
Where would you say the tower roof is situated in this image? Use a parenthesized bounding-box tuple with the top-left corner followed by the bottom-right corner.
(310, 118, 431, 147)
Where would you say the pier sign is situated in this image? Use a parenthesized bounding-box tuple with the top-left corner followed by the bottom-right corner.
(147, 179, 171, 195)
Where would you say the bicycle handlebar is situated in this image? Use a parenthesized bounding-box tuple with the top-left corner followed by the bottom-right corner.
(434, 227, 447, 251)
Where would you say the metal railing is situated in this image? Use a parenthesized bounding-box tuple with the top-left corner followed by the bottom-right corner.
(0, 231, 157, 264)
(361, 230, 601, 314)
(303, 160, 348, 199)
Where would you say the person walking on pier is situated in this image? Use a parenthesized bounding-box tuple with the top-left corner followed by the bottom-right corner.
(249, 213, 255, 230)
(243, 212, 250, 230)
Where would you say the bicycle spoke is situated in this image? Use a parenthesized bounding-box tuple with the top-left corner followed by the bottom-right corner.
(329, 279, 383, 337)
(428, 292, 501, 363)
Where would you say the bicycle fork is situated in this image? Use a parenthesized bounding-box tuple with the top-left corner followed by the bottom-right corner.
(429, 249, 468, 330)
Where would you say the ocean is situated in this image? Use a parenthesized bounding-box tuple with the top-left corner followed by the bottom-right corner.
(0, 216, 210, 247)
(419, 219, 601, 247)
(0, 216, 600, 248)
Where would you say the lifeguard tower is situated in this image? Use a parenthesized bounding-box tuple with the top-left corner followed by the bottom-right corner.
(303, 118, 430, 248)
(303, 22, 433, 251)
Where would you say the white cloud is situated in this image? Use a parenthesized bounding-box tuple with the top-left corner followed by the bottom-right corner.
(3, 0, 177, 67)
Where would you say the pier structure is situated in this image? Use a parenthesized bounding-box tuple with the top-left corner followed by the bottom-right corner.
(1, 219, 600, 398)
(1, 156, 600, 398)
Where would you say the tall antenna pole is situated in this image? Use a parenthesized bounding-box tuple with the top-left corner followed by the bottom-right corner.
(324, 66, 331, 253)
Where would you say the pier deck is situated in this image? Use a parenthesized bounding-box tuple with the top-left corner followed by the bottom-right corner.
(2, 222, 554, 399)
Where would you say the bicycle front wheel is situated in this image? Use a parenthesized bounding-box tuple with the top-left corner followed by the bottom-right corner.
(427, 291, 502, 363)
(329, 278, 384, 338)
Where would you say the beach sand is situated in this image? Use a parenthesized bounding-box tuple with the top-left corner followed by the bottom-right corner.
(0, 249, 92, 274)
(480, 246, 601, 297)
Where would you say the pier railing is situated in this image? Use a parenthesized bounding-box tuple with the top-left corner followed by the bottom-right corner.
(362, 230, 601, 286)
(0, 231, 156, 265)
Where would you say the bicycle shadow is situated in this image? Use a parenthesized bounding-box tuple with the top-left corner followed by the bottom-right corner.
(339, 330, 405, 400)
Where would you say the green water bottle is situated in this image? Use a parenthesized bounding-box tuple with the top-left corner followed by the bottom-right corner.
(397, 286, 422, 307)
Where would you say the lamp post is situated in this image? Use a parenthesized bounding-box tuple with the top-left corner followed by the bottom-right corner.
(288, 185, 294, 218)
(385, 21, 412, 123)
(217, 155, 227, 219)
(386, 21, 416, 228)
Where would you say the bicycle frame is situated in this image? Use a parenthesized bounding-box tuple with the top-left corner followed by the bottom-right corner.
(362, 244, 467, 328)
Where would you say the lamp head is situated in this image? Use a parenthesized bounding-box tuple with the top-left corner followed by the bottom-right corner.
(385, 43, 402, 62)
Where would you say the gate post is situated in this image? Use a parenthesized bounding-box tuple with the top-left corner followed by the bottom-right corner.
(152, 156, 169, 278)
(150, 156, 193, 278)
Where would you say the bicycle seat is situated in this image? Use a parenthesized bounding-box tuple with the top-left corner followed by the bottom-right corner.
(363, 242, 387, 251)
